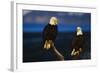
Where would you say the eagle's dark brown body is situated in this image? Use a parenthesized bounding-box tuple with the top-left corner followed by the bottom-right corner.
(71, 32, 84, 59)
(43, 23, 58, 44)
(42, 23, 64, 60)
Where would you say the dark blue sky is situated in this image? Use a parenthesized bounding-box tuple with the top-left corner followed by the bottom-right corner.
(23, 10, 91, 32)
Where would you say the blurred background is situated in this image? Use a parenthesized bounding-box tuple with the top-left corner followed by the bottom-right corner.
(23, 10, 91, 62)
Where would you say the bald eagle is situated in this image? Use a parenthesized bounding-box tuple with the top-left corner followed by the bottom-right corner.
(42, 17, 64, 60)
(71, 27, 84, 59)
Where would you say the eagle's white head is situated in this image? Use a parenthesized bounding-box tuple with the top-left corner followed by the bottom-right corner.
(76, 27, 83, 36)
(49, 17, 58, 25)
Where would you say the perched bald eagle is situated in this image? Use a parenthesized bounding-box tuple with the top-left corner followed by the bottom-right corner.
(42, 17, 64, 60)
(71, 27, 84, 59)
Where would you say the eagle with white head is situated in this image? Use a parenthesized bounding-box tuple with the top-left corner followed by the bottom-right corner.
(42, 17, 64, 60)
(71, 26, 84, 59)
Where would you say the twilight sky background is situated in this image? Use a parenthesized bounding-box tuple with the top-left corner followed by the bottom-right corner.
(23, 10, 91, 32)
